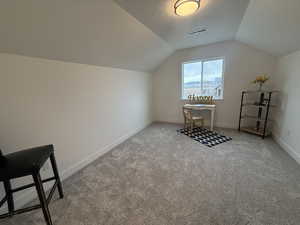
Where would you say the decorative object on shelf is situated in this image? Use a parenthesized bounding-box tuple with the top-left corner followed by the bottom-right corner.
(174, 0, 200, 16)
(187, 95, 214, 104)
(252, 75, 269, 91)
(238, 90, 278, 139)
(177, 127, 232, 148)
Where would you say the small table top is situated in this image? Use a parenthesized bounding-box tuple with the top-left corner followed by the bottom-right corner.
(183, 104, 216, 110)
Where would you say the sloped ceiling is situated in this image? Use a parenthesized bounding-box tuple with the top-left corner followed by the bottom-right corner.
(114, 0, 250, 50)
(114, 0, 300, 57)
(236, 0, 300, 56)
(1, 0, 300, 72)
(0, 0, 172, 72)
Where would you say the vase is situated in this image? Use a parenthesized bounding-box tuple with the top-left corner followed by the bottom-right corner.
(258, 83, 263, 91)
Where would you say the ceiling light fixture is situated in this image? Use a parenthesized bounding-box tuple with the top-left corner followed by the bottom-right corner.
(174, 0, 200, 17)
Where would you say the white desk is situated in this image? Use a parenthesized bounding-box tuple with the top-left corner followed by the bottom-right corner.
(183, 104, 216, 131)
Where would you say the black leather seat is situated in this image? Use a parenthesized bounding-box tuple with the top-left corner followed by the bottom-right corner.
(0, 145, 54, 181)
(0, 145, 64, 225)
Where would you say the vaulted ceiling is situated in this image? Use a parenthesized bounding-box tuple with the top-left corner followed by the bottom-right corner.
(0, 0, 300, 72)
(114, 0, 250, 50)
(236, 0, 300, 56)
(0, 0, 172, 72)
(114, 0, 300, 56)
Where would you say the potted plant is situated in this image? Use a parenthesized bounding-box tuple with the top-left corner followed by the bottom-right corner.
(252, 75, 269, 91)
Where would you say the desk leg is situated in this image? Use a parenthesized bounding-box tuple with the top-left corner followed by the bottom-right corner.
(210, 109, 215, 131)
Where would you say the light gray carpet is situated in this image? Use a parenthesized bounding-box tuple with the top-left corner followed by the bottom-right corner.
(2, 123, 300, 225)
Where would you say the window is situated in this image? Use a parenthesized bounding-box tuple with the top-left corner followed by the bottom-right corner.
(182, 58, 224, 100)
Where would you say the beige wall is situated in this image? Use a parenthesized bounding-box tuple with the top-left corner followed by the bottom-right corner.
(0, 53, 153, 208)
(153, 40, 277, 128)
(273, 50, 300, 164)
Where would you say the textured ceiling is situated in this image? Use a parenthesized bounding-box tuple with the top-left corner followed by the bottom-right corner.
(0, 0, 172, 72)
(114, 0, 250, 50)
(236, 0, 300, 56)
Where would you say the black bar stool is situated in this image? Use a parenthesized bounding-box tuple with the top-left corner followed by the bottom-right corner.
(0, 145, 64, 225)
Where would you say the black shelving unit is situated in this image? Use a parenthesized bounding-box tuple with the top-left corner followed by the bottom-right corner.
(238, 90, 278, 139)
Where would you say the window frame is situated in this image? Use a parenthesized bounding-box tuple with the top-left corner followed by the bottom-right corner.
(181, 57, 225, 101)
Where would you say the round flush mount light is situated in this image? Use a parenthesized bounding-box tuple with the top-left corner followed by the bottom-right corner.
(174, 0, 200, 16)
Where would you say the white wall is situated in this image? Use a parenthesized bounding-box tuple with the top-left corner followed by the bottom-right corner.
(273, 50, 300, 164)
(153, 40, 277, 128)
(0, 53, 152, 208)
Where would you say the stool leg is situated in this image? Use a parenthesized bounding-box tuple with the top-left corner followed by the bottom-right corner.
(3, 180, 14, 216)
(50, 153, 64, 199)
(33, 173, 53, 225)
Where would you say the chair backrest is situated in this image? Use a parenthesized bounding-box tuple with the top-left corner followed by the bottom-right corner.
(183, 108, 192, 120)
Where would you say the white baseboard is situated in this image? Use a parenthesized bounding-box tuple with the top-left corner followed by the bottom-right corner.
(1, 123, 150, 212)
(215, 122, 236, 129)
(154, 120, 182, 125)
(154, 120, 236, 130)
(273, 134, 300, 165)
(60, 123, 150, 180)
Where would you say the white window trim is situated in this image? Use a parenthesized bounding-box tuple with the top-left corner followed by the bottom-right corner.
(180, 57, 225, 101)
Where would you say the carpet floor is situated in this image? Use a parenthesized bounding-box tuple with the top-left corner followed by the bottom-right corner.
(2, 123, 300, 225)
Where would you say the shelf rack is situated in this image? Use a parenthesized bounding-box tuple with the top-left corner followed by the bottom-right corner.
(238, 90, 278, 139)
